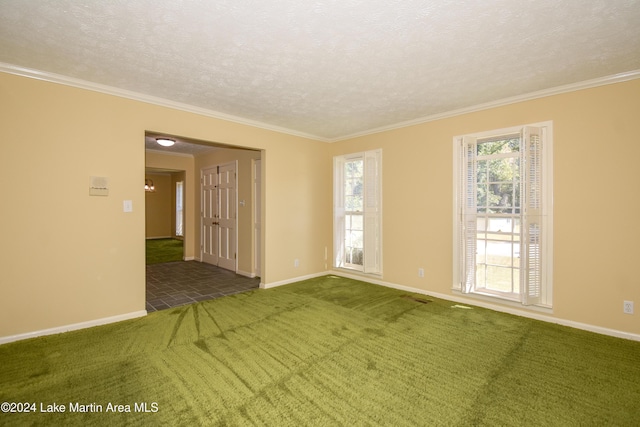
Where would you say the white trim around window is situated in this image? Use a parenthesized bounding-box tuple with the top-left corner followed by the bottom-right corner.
(334, 149, 382, 275)
(453, 122, 553, 308)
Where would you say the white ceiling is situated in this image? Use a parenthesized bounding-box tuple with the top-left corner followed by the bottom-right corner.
(1, 0, 639, 141)
(144, 133, 223, 156)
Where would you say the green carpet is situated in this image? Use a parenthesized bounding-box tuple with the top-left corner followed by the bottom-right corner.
(1, 276, 639, 426)
(146, 238, 184, 264)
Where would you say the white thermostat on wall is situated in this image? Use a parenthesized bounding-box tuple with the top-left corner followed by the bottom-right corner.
(89, 176, 109, 196)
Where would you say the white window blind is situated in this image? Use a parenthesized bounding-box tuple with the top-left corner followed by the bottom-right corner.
(333, 155, 346, 269)
(460, 136, 477, 294)
(521, 126, 542, 305)
(363, 149, 382, 274)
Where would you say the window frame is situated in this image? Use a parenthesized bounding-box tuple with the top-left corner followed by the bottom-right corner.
(334, 149, 382, 275)
(176, 180, 184, 237)
(453, 122, 553, 308)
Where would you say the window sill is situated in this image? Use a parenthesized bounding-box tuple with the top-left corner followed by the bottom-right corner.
(472, 288, 521, 302)
(333, 267, 382, 279)
(451, 288, 553, 314)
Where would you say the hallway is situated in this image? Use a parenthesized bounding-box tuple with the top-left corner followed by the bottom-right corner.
(145, 261, 260, 312)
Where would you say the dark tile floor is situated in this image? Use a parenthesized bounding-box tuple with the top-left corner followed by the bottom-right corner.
(145, 261, 261, 312)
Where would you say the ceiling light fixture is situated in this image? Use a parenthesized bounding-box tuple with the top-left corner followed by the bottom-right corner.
(145, 179, 155, 192)
(156, 138, 175, 147)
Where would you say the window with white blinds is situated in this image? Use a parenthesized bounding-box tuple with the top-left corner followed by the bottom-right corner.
(453, 123, 553, 307)
(334, 149, 382, 274)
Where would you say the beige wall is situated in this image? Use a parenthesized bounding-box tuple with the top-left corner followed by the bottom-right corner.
(330, 79, 640, 335)
(1, 70, 638, 340)
(144, 173, 172, 238)
(0, 72, 329, 338)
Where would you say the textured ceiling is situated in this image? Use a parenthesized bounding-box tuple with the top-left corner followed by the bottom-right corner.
(144, 133, 222, 156)
(1, 0, 639, 141)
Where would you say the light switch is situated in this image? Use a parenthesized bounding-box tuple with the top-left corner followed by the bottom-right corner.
(123, 200, 133, 212)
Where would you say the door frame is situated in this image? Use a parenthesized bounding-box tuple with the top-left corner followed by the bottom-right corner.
(253, 158, 262, 277)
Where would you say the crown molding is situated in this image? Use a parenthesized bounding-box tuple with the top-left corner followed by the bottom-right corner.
(0, 62, 328, 142)
(328, 69, 640, 142)
(2, 62, 638, 144)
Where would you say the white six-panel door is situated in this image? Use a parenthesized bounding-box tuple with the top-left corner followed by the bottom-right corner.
(201, 166, 219, 265)
(200, 162, 237, 272)
(217, 162, 237, 271)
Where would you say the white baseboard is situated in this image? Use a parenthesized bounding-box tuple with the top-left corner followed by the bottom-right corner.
(4, 273, 636, 345)
(0, 310, 147, 345)
(329, 270, 640, 342)
(184, 256, 195, 261)
(237, 270, 256, 278)
(260, 271, 330, 289)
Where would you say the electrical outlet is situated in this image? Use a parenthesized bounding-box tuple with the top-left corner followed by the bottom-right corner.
(294, 259, 299, 268)
(418, 268, 424, 278)
(623, 301, 634, 314)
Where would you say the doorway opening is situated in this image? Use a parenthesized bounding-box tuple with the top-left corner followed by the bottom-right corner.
(145, 169, 186, 264)
(144, 132, 262, 312)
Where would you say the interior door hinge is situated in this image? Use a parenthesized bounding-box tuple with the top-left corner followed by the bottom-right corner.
(234, 253, 237, 260)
